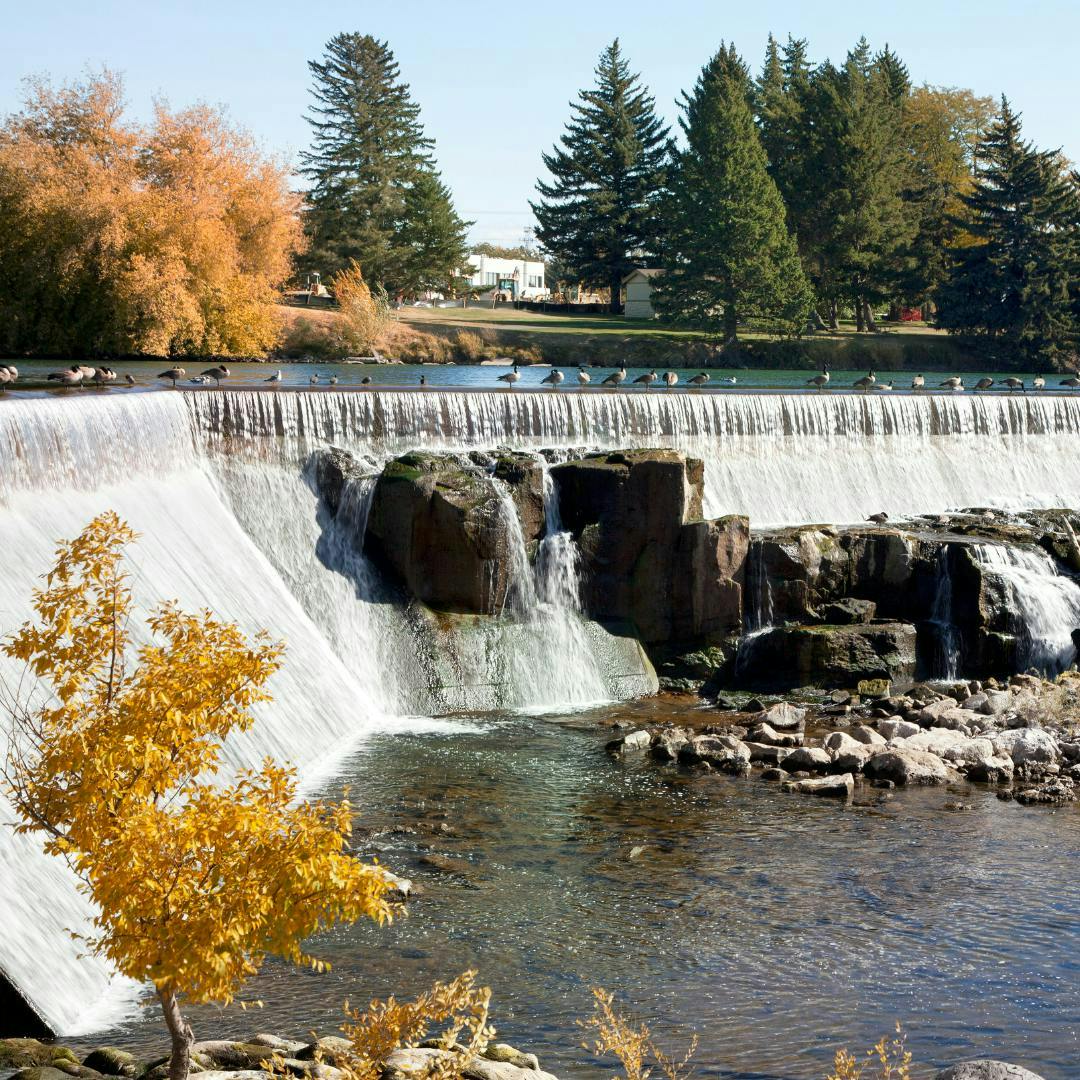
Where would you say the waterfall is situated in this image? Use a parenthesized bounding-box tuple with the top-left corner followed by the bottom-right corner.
(929, 548, 962, 680)
(187, 389, 1080, 526)
(972, 544, 1080, 674)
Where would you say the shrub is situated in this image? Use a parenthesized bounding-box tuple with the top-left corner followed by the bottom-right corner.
(826, 1026, 912, 1080)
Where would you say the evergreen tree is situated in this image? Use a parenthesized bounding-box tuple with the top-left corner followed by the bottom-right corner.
(938, 99, 1080, 364)
(301, 34, 465, 294)
(531, 39, 669, 314)
(396, 168, 472, 297)
(656, 44, 812, 339)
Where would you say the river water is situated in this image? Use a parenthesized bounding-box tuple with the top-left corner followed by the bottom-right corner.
(82, 702, 1080, 1080)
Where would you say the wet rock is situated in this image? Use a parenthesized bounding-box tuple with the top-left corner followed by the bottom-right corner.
(992, 729, 1059, 765)
(552, 450, 747, 643)
(311, 446, 370, 517)
(856, 677, 891, 698)
(747, 721, 802, 747)
(967, 755, 1015, 784)
(744, 742, 793, 766)
(1015, 777, 1076, 805)
(760, 767, 789, 781)
(678, 735, 751, 773)
(417, 854, 474, 877)
(819, 598, 877, 625)
(824, 731, 875, 771)
(81, 1051, 135, 1077)
(10, 1070, 92, 1080)
(491, 453, 546, 543)
(758, 702, 807, 731)
(0, 1044, 78, 1070)
(934, 1061, 1047, 1080)
(864, 748, 952, 786)
(191, 1043, 279, 1071)
(781, 773, 855, 798)
(781, 746, 832, 772)
(735, 622, 916, 691)
(650, 728, 691, 762)
(608, 729, 651, 754)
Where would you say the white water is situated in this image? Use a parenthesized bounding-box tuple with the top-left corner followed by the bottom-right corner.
(929, 548, 962, 680)
(188, 389, 1080, 525)
(972, 544, 1080, 673)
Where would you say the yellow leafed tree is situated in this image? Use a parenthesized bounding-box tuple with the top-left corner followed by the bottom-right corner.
(1, 513, 394, 1080)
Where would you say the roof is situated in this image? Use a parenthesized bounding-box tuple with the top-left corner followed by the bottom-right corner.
(622, 268, 663, 284)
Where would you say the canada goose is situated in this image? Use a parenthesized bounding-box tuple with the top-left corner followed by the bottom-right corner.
(77, 365, 96, 382)
(0, 366, 15, 391)
(201, 365, 229, 387)
(1001, 376, 1025, 392)
(867, 512, 889, 525)
(329, 375, 338, 385)
(974, 377, 994, 391)
(158, 367, 186, 388)
(265, 369, 282, 384)
(90, 367, 115, 386)
(911, 373, 925, 391)
(541, 369, 565, 388)
(419, 374, 427, 386)
(853, 370, 876, 391)
(125, 373, 136, 386)
(48, 366, 83, 386)
(577, 367, 591, 386)
(688, 372, 710, 388)
(807, 366, 830, 390)
(1059, 376, 1080, 388)
(721, 375, 737, 384)
(663, 371, 678, 388)
(1034, 374, 1046, 390)
(601, 366, 627, 388)
(309, 372, 319, 385)
(939, 376, 964, 391)
(633, 369, 658, 390)
(360, 376, 372, 385)
(876, 381, 894, 391)
(496, 364, 521, 388)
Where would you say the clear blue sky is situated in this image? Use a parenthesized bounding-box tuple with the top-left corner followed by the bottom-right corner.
(2, 0, 1077, 246)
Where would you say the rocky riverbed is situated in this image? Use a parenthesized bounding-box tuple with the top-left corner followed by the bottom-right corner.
(608, 672, 1080, 807)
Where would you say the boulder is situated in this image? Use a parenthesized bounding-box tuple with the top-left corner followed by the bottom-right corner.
(934, 1062, 1046, 1080)
(366, 453, 524, 615)
(992, 729, 1059, 765)
(80, 1051, 135, 1078)
(848, 724, 887, 746)
(746, 721, 801, 747)
(857, 677, 891, 697)
(191, 1044, 278, 1071)
(678, 735, 750, 772)
(903, 728, 972, 756)
(820, 598, 877, 624)
(781, 746, 832, 773)
(246, 1036, 308, 1055)
(608, 729, 651, 754)
(983, 690, 1012, 715)
(0, 1044, 78, 1070)
(384, 1048, 558, 1080)
(650, 728, 691, 762)
(744, 742, 793, 766)
(551, 450, 747, 643)
(296, 1038, 354, 1066)
(9, 1070, 88, 1080)
(759, 702, 807, 731)
(879, 718, 921, 740)
(735, 622, 917, 691)
(491, 453, 545, 543)
(482, 1047, 539, 1071)
(311, 447, 370, 518)
(864, 748, 952, 785)
(967, 754, 1015, 784)
(781, 773, 855, 798)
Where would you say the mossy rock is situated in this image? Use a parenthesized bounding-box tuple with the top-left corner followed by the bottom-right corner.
(82, 1049, 137, 1077)
(0, 1042, 80, 1069)
(10, 1069, 87, 1080)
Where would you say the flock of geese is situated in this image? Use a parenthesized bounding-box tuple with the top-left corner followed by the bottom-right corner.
(496, 365, 732, 389)
(806, 365, 1080, 392)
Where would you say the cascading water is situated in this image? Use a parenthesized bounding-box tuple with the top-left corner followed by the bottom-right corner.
(971, 543, 1080, 674)
(929, 547, 962, 680)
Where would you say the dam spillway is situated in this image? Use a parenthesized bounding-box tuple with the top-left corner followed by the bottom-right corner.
(3, 385, 1080, 1037)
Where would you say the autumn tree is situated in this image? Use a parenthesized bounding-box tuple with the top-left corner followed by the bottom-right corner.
(332, 261, 392, 351)
(657, 44, 812, 339)
(0, 71, 301, 358)
(2, 513, 394, 1080)
(532, 39, 670, 313)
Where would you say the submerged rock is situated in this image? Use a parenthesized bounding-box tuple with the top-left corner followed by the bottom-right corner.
(934, 1062, 1047, 1080)
(781, 773, 855, 798)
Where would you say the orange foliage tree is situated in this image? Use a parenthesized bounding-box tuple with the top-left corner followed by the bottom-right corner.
(0, 71, 302, 357)
(1, 513, 393, 1080)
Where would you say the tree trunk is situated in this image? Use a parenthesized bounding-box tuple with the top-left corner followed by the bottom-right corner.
(609, 271, 623, 316)
(863, 299, 878, 332)
(159, 988, 194, 1080)
(855, 295, 865, 333)
(888, 301, 902, 322)
(828, 299, 839, 331)
(723, 303, 738, 344)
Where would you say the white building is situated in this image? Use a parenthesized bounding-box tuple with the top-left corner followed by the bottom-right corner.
(623, 268, 662, 319)
(466, 254, 549, 300)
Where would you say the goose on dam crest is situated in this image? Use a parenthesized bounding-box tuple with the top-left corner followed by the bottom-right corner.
(329, 375, 338, 385)
(867, 512, 889, 524)
(807, 366, 830, 390)
(541, 369, 565, 388)
(265, 369, 282, 384)
(48, 366, 83, 386)
(158, 367, 186, 388)
(1059, 376, 1080, 388)
(939, 376, 964, 391)
(663, 371, 678, 388)
(974, 377, 994, 391)
(310, 372, 320, 385)
(201, 365, 229, 387)
(1034, 374, 1046, 390)
(577, 367, 591, 386)
(420, 375, 427, 386)
(912, 373, 925, 390)
(361, 376, 372, 385)
(0, 365, 16, 391)
(633, 369, 658, 389)
(721, 375, 737, 384)
(853, 370, 876, 391)
(125, 373, 136, 386)
(876, 381, 894, 391)
(496, 364, 521, 388)
(601, 366, 627, 388)
(1002, 376, 1026, 392)
(688, 372, 710, 388)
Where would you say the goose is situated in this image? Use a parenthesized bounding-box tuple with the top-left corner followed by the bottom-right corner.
(1034, 374, 1046, 390)
(201, 365, 229, 387)
(124, 373, 136, 386)
(867, 512, 889, 525)
(265, 369, 282, 385)
(633, 369, 658, 390)
(90, 367, 115, 386)
(663, 371, 678, 388)
(876, 381, 894, 391)
(688, 372, 711, 388)
(158, 367, 186, 388)
(577, 367, 591, 387)
(419, 374, 427, 386)
(48, 367, 84, 386)
(496, 364, 521, 388)
(329, 375, 338, 385)
(853, 370, 876, 392)
(911, 373, 925, 391)
(601, 366, 627, 388)
(541, 369, 565, 388)
(938, 376, 964, 391)
(77, 365, 96, 382)
(1059, 375, 1080, 388)
(973, 377, 994, 391)
(360, 376, 372, 385)
(1001, 376, 1025, 392)
(189, 375, 212, 385)
(309, 372, 319, 385)
(807, 366, 830, 390)
(0, 367, 15, 391)
(721, 375, 737, 385)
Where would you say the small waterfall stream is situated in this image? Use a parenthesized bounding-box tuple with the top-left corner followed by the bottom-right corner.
(929, 548, 962, 680)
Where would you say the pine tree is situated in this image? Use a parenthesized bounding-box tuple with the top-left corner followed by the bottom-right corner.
(301, 34, 465, 294)
(656, 44, 813, 339)
(531, 39, 670, 314)
(396, 168, 472, 297)
(938, 98, 1080, 364)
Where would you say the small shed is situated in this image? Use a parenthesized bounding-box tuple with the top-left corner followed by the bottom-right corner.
(623, 268, 662, 319)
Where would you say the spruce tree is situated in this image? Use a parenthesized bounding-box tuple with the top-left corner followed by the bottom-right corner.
(531, 39, 670, 313)
(396, 168, 472, 297)
(301, 34, 466, 294)
(656, 44, 812, 339)
(938, 99, 1080, 364)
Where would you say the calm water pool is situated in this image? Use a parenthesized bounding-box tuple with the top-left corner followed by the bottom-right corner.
(84, 702, 1080, 1080)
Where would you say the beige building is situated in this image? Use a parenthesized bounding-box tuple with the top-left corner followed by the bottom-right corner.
(623, 268, 662, 319)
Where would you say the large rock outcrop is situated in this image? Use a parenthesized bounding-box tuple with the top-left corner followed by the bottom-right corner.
(551, 450, 747, 644)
